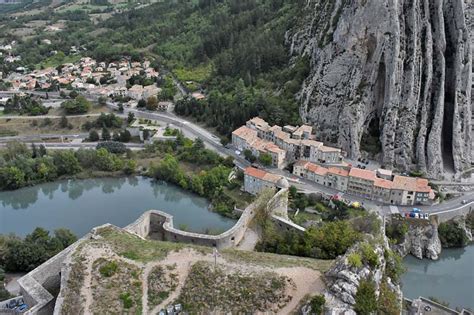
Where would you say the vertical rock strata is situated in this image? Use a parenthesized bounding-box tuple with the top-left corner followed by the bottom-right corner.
(291, 0, 472, 178)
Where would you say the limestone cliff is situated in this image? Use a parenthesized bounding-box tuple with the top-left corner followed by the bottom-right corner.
(391, 222, 442, 260)
(323, 237, 403, 312)
(289, 0, 472, 179)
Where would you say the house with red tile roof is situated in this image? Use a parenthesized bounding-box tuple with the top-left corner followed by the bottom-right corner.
(243, 167, 283, 195)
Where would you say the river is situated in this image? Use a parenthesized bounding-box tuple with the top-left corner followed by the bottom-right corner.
(0, 177, 237, 237)
(401, 246, 474, 309)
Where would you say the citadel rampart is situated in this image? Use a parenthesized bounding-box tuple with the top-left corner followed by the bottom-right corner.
(14, 188, 301, 314)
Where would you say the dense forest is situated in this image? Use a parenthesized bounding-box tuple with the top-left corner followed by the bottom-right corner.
(4, 0, 308, 137)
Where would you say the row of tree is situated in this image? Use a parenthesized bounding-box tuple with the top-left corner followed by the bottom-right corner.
(0, 142, 135, 191)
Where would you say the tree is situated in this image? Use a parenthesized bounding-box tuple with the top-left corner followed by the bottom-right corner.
(53, 151, 82, 176)
(38, 145, 47, 157)
(89, 130, 100, 142)
(54, 229, 77, 248)
(354, 279, 378, 315)
(118, 103, 124, 113)
(102, 127, 111, 141)
(119, 129, 132, 143)
(61, 96, 91, 114)
(146, 96, 158, 111)
(60, 115, 69, 128)
(143, 129, 150, 141)
(243, 149, 256, 163)
(123, 159, 137, 175)
(31, 143, 38, 158)
(127, 112, 135, 124)
(258, 153, 272, 166)
(0, 166, 26, 190)
(137, 99, 146, 108)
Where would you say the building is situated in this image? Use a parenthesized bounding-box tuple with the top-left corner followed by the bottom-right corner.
(234, 117, 343, 169)
(243, 167, 282, 195)
(347, 168, 377, 198)
(291, 160, 434, 205)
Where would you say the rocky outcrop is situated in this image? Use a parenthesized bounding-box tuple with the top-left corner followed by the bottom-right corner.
(323, 238, 402, 312)
(289, 0, 472, 179)
(392, 222, 442, 260)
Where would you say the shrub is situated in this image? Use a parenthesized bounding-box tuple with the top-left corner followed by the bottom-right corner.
(385, 221, 408, 244)
(309, 295, 325, 315)
(354, 279, 377, 315)
(119, 292, 133, 309)
(99, 261, 118, 277)
(378, 279, 400, 314)
(96, 141, 127, 154)
(384, 249, 405, 283)
(360, 243, 379, 268)
(348, 253, 363, 268)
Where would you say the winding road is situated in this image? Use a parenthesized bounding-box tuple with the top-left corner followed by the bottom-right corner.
(0, 91, 472, 217)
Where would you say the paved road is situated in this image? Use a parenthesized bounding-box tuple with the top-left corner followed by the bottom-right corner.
(1, 90, 472, 216)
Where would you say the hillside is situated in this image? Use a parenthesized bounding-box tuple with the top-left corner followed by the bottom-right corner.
(56, 226, 332, 314)
(1, 0, 471, 178)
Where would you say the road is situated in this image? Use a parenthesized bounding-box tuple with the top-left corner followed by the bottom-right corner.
(1, 90, 472, 217)
(0, 141, 144, 150)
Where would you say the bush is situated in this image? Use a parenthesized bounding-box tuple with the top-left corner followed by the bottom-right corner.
(99, 261, 118, 277)
(438, 221, 468, 248)
(61, 96, 91, 114)
(384, 249, 405, 284)
(360, 243, 379, 268)
(96, 141, 127, 154)
(378, 279, 400, 314)
(385, 221, 408, 244)
(119, 292, 134, 309)
(348, 252, 362, 268)
(354, 279, 377, 315)
(309, 295, 325, 315)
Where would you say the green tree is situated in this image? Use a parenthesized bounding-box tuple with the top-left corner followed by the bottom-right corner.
(258, 153, 272, 166)
(54, 229, 77, 248)
(89, 129, 100, 142)
(354, 279, 378, 315)
(243, 149, 256, 163)
(123, 159, 137, 175)
(102, 127, 111, 141)
(53, 150, 82, 176)
(137, 99, 147, 108)
(61, 96, 91, 114)
(98, 96, 107, 106)
(127, 112, 135, 124)
(119, 129, 132, 143)
(0, 166, 26, 190)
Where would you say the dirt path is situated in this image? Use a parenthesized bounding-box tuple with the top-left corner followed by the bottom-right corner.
(275, 267, 324, 315)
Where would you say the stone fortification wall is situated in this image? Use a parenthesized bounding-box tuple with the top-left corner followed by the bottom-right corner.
(125, 203, 257, 250)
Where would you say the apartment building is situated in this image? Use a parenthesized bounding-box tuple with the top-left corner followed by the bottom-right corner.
(347, 168, 377, 199)
(292, 161, 434, 206)
(243, 167, 283, 195)
(233, 117, 343, 168)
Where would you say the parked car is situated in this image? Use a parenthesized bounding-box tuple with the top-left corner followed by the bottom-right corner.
(461, 200, 468, 204)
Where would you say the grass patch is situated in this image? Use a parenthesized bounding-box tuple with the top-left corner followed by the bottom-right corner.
(223, 186, 254, 209)
(95, 226, 211, 263)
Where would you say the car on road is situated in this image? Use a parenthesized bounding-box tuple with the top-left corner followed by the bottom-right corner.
(461, 200, 468, 204)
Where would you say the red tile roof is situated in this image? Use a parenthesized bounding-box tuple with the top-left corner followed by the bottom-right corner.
(328, 167, 349, 177)
(349, 168, 376, 181)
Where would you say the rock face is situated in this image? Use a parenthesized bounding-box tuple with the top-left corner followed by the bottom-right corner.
(324, 239, 402, 312)
(392, 222, 442, 260)
(289, 0, 472, 179)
